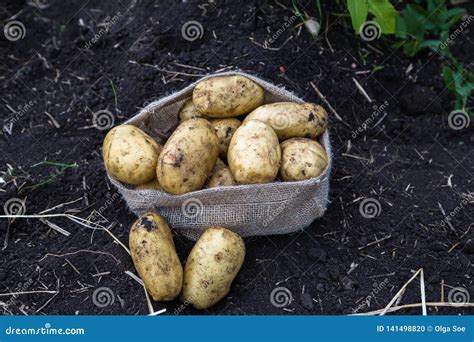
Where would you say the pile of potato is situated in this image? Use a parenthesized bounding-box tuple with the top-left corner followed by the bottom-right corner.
(129, 212, 245, 309)
(102, 75, 330, 309)
(102, 75, 329, 194)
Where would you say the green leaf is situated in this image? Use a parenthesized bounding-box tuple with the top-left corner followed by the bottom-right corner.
(442, 66, 455, 93)
(347, 0, 368, 33)
(367, 0, 397, 34)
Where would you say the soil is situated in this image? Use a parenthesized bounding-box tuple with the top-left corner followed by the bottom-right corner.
(0, 0, 473, 316)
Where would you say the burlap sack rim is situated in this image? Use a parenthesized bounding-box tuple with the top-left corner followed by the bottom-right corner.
(108, 71, 332, 200)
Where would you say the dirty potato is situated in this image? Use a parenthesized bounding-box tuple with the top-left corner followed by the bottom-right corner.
(193, 75, 264, 117)
(205, 159, 236, 188)
(178, 98, 206, 122)
(227, 120, 281, 184)
(181, 227, 245, 309)
(244, 102, 328, 140)
(211, 118, 241, 160)
(102, 125, 162, 185)
(129, 213, 183, 301)
(136, 177, 163, 191)
(279, 138, 328, 181)
(156, 118, 219, 194)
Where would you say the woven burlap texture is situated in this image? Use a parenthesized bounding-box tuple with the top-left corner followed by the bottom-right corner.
(108, 71, 332, 240)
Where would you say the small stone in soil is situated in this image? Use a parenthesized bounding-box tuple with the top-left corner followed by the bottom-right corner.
(341, 276, 358, 291)
(316, 283, 325, 292)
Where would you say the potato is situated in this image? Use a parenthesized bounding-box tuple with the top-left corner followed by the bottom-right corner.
(102, 125, 162, 185)
(211, 118, 241, 160)
(157, 118, 219, 194)
(205, 159, 236, 188)
(179, 99, 206, 122)
(244, 102, 328, 140)
(129, 213, 183, 301)
(227, 120, 281, 184)
(279, 138, 328, 181)
(181, 227, 245, 309)
(193, 75, 264, 118)
(136, 178, 162, 190)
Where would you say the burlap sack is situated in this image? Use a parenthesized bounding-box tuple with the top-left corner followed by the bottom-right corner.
(108, 71, 332, 240)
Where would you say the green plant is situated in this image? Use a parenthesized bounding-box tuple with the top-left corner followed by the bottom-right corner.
(443, 63, 474, 112)
(344, 0, 472, 114)
(395, 0, 465, 57)
(346, 0, 397, 34)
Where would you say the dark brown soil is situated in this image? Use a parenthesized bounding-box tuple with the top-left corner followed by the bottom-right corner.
(0, 0, 473, 315)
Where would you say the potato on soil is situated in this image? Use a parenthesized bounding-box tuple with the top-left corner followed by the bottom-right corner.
(227, 120, 281, 184)
(102, 125, 162, 185)
(129, 213, 183, 301)
(205, 159, 236, 188)
(211, 118, 241, 160)
(193, 75, 264, 118)
(279, 138, 328, 181)
(181, 227, 245, 309)
(179, 98, 206, 122)
(156, 118, 219, 194)
(244, 102, 328, 140)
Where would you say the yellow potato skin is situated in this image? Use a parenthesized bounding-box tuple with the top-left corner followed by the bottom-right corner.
(129, 213, 183, 301)
(102, 125, 162, 185)
(205, 159, 236, 188)
(193, 75, 264, 118)
(156, 118, 219, 194)
(244, 102, 328, 140)
(228, 120, 281, 184)
(135, 178, 163, 190)
(178, 99, 206, 122)
(211, 118, 241, 160)
(181, 227, 245, 309)
(279, 138, 328, 181)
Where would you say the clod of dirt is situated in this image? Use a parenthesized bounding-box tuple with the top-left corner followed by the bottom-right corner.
(317, 270, 330, 280)
(400, 85, 443, 115)
(0, 269, 7, 281)
(307, 247, 327, 262)
(463, 239, 474, 254)
(340, 276, 358, 291)
(316, 283, 325, 292)
(300, 291, 314, 309)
